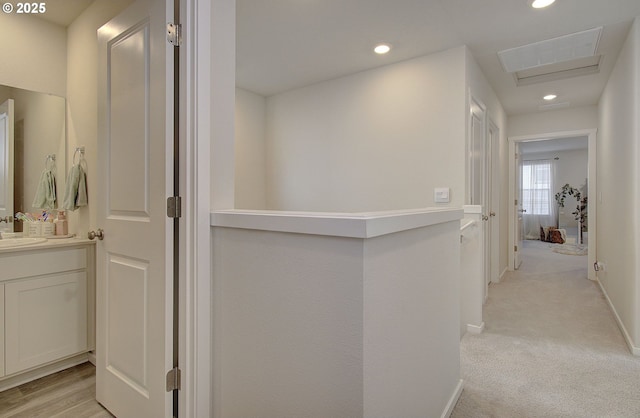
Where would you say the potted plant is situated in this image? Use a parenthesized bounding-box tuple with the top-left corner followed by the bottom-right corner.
(554, 183, 587, 244)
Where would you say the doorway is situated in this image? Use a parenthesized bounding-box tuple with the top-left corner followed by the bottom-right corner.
(508, 129, 597, 280)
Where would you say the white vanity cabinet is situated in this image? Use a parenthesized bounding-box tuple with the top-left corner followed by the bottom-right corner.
(0, 284, 4, 378)
(0, 241, 95, 384)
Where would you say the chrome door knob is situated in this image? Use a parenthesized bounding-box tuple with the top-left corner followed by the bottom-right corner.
(88, 229, 105, 240)
(482, 215, 489, 221)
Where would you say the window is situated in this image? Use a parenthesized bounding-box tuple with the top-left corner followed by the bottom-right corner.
(522, 161, 552, 215)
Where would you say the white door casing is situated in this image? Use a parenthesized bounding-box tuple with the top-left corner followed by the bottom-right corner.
(507, 140, 525, 270)
(514, 143, 524, 269)
(486, 119, 498, 291)
(469, 95, 490, 298)
(96, 0, 174, 416)
(469, 97, 485, 207)
(508, 130, 597, 279)
(0, 99, 14, 232)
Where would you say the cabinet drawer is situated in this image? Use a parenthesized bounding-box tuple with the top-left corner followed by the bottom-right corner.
(0, 247, 86, 281)
(5, 272, 87, 375)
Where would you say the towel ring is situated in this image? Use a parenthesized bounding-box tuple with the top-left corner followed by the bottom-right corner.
(73, 147, 85, 166)
(45, 154, 56, 170)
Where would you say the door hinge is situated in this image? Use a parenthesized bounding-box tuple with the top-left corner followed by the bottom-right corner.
(515, 199, 518, 206)
(514, 245, 518, 252)
(167, 196, 182, 218)
(166, 367, 181, 392)
(167, 23, 182, 47)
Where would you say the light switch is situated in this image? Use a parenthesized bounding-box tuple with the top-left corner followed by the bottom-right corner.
(434, 187, 450, 203)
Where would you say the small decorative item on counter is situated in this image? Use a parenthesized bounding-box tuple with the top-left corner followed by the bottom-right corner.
(41, 221, 55, 237)
(27, 221, 42, 237)
(14, 211, 57, 237)
(55, 211, 68, 236)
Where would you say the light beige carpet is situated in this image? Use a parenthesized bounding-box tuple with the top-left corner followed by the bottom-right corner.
(452, 240, 640, 418)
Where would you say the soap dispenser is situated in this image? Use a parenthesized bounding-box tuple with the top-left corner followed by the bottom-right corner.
(55, 210, 68, 236)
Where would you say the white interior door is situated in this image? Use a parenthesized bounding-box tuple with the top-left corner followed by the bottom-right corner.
(514, 143, 524, 269)
(0, 99, 14, 232)
(96, 0, 173, 417)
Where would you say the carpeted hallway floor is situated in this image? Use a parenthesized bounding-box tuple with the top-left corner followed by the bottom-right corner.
(452, 240, 640, 417)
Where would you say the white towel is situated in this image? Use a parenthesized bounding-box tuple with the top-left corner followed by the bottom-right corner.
(32, 169, 57, 209)
(62, 164, 88, 211)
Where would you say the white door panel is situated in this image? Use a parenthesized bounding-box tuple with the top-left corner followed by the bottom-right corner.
(96, 0, 173, 417)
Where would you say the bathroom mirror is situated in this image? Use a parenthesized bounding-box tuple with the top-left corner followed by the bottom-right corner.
(0, 84, 66, 231)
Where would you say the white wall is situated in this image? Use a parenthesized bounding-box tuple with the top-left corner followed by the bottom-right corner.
(211, 0, 236, 210)
(236, 45, 510, 279)
(0, 13, 66, 97)
(212, 228, 365, 417)
(362, 222, 461, 417)
(597, 17, 640, 349)
(235, 88, 266, 209)
(509, 106, 598, 138)
(264, 46, 467, 212)
(66, 0, 134, 236)
(211, 219, 462, 417)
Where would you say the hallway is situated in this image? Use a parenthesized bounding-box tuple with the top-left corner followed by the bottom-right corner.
(452, 240, 640, 417)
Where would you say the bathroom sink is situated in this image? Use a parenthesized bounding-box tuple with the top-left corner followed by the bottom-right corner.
(0, 237, 47, 248)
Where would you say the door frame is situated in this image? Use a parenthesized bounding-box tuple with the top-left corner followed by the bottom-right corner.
(180, 0, 211, 416)
(487, 118, 499, 287)
(0, 99, 14, 232)
(467, 94, 486, 206)
(508, 129, 597, 280)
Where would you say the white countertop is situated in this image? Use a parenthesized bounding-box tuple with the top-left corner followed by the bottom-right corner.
(211, 207, 463, 238)
(0, 236, 95, 254)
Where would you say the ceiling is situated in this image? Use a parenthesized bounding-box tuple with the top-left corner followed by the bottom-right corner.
(34, 0, 93, 27)
(237, 0, 640, 115)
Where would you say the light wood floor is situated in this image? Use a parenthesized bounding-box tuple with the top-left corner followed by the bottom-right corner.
(0, 362, 113, 418)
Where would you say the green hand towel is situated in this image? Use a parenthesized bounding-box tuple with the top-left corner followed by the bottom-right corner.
(32, 169, 57, 209)
(62, 164, 88, 211)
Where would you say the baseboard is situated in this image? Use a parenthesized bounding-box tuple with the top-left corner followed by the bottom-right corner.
(496, 267, 508, 283)
(0, 353, 89, 392)
(597, 279, 640, 356)
(87, 351, 96, 366)
(467, 322, 485, 334)
(441, 379, 464, 418)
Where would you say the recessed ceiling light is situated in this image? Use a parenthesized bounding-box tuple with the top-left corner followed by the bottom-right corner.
(530, 0, 556, 8)
(543, 94, 557, 101)
(374, 44, 391, 54)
